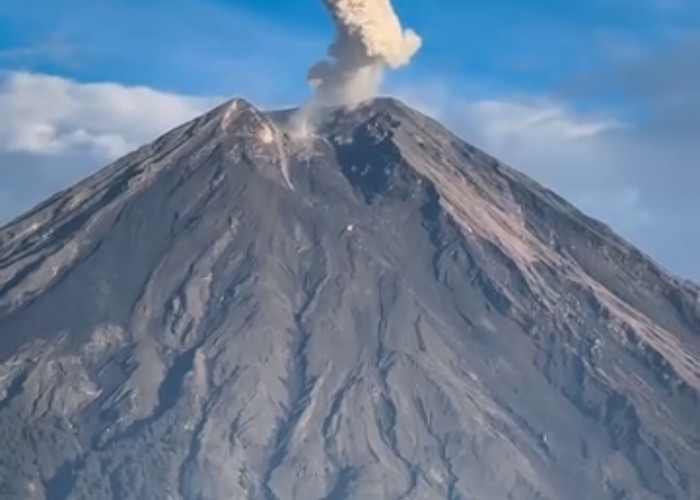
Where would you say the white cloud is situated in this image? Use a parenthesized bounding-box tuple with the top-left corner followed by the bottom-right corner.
(0, 71, 219, 159)
(0, 71, 220, 224)
(466, 100, 620, 140)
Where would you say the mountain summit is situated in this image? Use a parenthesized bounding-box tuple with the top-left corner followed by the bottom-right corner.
(0, 98, 699, 500)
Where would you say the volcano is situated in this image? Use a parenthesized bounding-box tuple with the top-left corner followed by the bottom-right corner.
(0, 98, 699, 500)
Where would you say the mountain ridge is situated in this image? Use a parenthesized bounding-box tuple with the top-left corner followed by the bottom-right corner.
(0, 96, 699, 500)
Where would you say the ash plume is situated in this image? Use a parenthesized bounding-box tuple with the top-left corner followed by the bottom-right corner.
(291, 0, 421, 136)
(311, 0, 421, 105)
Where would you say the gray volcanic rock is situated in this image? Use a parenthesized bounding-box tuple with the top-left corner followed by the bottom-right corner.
(0, 97, 699, 500)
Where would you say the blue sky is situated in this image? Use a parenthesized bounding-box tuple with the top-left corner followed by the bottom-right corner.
(0, 0, 699, 280)
(1, 0, 695, 101)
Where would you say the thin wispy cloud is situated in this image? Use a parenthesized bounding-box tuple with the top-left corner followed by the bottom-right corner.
(0, 36, 78, 68)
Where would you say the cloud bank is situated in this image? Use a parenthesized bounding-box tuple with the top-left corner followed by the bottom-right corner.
(0, 72, 217, 224)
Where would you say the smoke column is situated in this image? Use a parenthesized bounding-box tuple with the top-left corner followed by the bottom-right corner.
(292, 0, 421, 136)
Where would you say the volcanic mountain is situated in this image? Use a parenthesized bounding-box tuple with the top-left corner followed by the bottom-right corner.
(0, 98, 699, 500)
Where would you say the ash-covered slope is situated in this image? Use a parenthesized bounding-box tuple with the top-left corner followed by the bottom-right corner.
(0, 97, 699, 500)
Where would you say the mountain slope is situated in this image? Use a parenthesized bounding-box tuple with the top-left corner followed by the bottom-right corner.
(0, 97, 699, 500)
